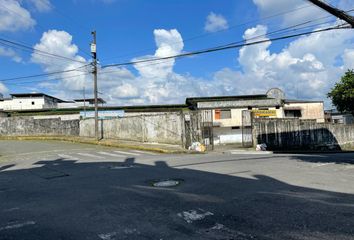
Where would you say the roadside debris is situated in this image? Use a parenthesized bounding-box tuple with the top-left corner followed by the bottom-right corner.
(256, 143, 267, 151)
(151, 179, 181, 187)
(189, 142, 206, 152)
(177, 209, 213, 223)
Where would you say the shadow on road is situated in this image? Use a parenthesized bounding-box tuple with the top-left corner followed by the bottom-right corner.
(287, 153, 354, 165)
(0, 158, 353, 239)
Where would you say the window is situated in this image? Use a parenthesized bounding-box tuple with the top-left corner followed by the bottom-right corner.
(220, 109, 231, 119)
(284, 109, 302, 118)
(215, 109, 231, 120)
(31, 101, 35, 105)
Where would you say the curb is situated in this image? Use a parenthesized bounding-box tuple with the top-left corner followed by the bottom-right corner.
(225, 150, 273, 155)
(0, 136, 188, 154)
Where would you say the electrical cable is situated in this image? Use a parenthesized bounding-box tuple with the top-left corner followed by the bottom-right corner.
(102, 24, 349, 69)
(0, 63, 92, 82)
(99, 3, 317, 63)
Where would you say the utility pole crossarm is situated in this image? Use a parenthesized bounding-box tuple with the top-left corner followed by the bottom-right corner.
(307, 0, 354, 27)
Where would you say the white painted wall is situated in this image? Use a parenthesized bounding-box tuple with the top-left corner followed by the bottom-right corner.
(0, 97, 58, 110)
(213, 127, 243, 144)
(33, 114, 80, 120)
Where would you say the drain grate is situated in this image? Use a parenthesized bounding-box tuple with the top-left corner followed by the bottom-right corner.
(150, 179, 183, 187)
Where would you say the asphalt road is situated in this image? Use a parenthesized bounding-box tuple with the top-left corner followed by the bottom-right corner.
(0, 140, 353, 240)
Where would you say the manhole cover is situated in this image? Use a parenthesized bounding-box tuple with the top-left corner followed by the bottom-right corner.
(150, 179, 183, 187)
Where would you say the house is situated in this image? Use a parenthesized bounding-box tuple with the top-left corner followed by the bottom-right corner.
(0, 93, 67, 111)
(325, 109, 354, 124)
(186, 88, 325, 145)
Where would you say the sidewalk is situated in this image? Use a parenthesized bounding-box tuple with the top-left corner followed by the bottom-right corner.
(0, 136, 188, 154)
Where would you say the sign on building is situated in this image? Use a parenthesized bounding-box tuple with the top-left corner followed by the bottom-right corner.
(252, 110, 277, 117)
(80, 110, 124, 119)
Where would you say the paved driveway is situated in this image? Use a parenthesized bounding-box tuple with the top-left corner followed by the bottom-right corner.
(0, 140, 354, 239)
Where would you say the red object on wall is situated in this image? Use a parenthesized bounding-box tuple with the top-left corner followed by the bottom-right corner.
(215, 109, 221, 120)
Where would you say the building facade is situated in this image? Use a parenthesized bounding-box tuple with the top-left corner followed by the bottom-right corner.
(325, 110, 354, 124)
(0, 93, 66, 111)
(186, 88, 325, 145)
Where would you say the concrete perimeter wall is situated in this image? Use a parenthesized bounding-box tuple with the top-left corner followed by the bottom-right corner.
(0, 117, 79, 136)
(80, 112, 184, 145)
(253, 119, 354, 150)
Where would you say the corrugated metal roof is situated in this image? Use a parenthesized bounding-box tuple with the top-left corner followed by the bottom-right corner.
(10, 93, 67, 103)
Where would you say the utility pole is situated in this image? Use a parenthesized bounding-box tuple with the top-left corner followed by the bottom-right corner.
(307, 0, 354, 27)
(91, 30, 99, 140)
(83, 86, 86, 119)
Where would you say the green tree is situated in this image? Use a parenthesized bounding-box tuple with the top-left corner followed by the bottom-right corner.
(328, 69, 354, 115)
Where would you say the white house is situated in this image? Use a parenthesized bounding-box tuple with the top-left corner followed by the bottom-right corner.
(0, 93, 66, 111)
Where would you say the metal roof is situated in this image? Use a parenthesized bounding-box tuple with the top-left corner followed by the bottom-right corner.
(284, 99, 323, 104)
(74, 98, 107, 104)
(186, 94, 269, 105)
(10, 93, 67, 103)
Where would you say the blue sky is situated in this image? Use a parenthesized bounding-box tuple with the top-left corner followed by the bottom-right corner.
(0, 0, 353, 107)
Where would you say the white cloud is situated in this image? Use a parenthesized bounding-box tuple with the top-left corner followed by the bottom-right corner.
(342, 49, 354, 70)
(31, 30, 89, 91)
(204, 12, 228, 32)
(0, 82, 8, 94)
(0, 0, 36, 32)
(0, 46, 22, 62)
(252, 0, 327, 26)
(110, 83, 139, 99)
(26, 0, 52, 12)
(133, 29, 184, 79)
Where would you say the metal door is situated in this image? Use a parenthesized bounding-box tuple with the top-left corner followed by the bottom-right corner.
(242, 110, 253, 147)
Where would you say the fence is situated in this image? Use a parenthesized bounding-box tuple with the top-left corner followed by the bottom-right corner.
(0, 117, 79, 136)
(253, 119, 354, 150)
(80, 112, 185, 145)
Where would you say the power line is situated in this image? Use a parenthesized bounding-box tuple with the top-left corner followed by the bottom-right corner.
(4, 24, 348, 88)
(1, 16, 348, 85)
(101, 7, 354, 65)
(49, 6, 92, 57)
(3, 73, 91, 86)
(3, 22, 347, 85)
(218, 16, 346, 49)
(99, 3, 317, 63)
(0, 1, 91, 60)
(0, 63, 91, 82)
(0, 38, 87, 64)
(102, 24, 349, 69)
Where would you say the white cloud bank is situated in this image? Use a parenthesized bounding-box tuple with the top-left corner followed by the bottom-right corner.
(252, 0, 329, 26)
(204, 12, 229, 32)
(0, 0, 36, 32)
(26, 0, 52, 12)
(0, 0, 52, 32)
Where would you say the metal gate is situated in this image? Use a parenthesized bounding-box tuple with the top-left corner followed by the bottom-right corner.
(241, 110, 253, 147)
(184, 110, 214, 150)
(201, 110, 214, 150)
